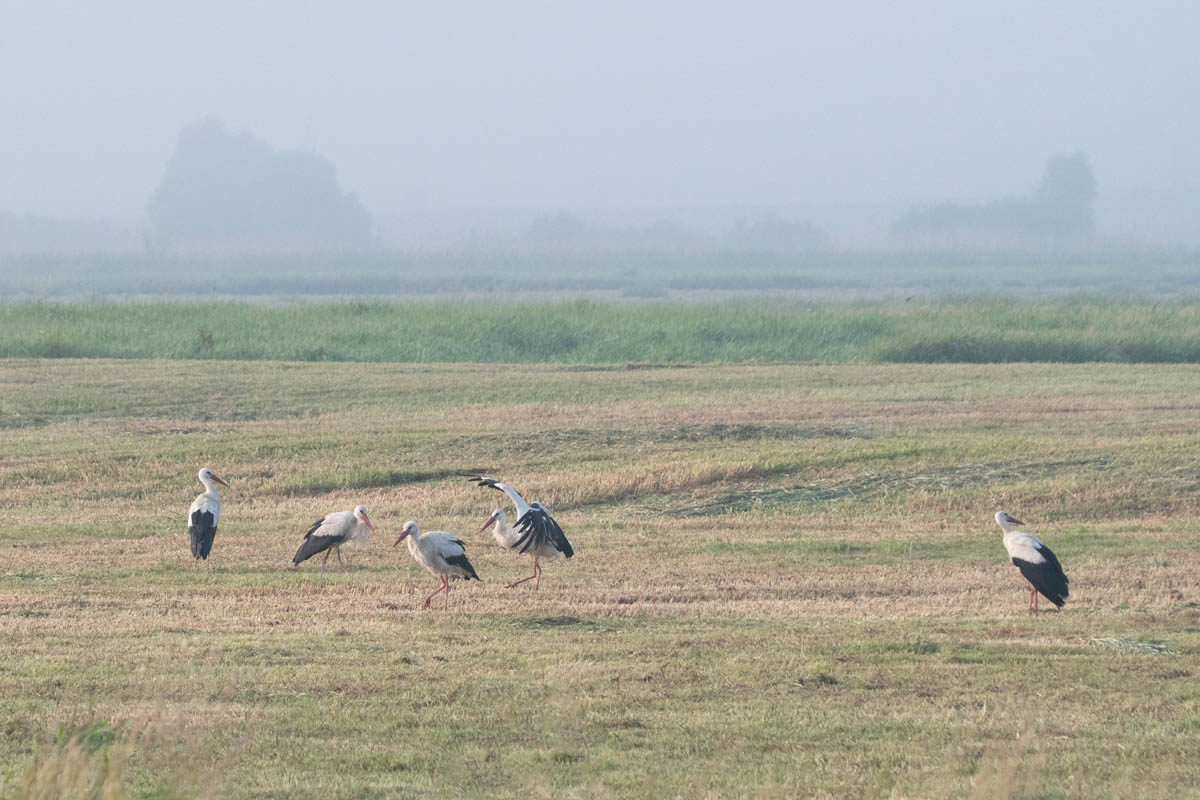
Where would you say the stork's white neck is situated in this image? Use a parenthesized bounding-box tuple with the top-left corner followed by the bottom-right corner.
(491, 512, 522, 548)
(352, 516, 371, 542)
(404, 527, 426, 559)
(198, 474, 221, 496)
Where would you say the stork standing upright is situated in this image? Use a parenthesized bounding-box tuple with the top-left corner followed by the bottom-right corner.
(292, 506, 375, 572)
(393, 520, 481, 610)
(187, 467, 229, 562)
(471, 476, 573, 589)
(994, 511, 1070, 616)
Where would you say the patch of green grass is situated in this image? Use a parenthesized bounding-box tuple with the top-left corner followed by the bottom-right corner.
(281, 468, 465, 496)
(3, 296, 1200, 363)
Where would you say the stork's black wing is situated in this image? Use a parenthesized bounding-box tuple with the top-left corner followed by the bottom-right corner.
(444, 552, 481, 581)
(292, 517, 340, 565)
(1035, 542, 1067, 585)
(1012, 542, 1069, 607)
(188, 509, 217, 560)
(513, 505, 573, 558)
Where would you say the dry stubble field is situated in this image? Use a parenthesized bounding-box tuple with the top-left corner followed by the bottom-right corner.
(1, 359, 1199, 798)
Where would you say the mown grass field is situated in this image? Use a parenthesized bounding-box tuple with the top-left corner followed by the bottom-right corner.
(2, 359, 1199, 798)
(4, 297, 1200, 363)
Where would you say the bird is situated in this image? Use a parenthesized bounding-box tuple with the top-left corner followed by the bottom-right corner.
(187, 467, 229, 562)
(393, 520, 480, 610)
(994, 511, 1070, 616)
(471, 476, 573, 589)
(292, 505, 375, 572)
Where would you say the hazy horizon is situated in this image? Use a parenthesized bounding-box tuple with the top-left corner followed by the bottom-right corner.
(3, 2, 1198, 245)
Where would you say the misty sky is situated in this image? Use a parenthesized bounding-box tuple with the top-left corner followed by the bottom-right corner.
(3, 1, 1197, 224)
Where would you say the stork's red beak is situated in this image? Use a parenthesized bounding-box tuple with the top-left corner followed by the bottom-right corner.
(364, 516, 376, 535)
(392, 531, 409, 547)
(1009, 517, 1024, 526)
(478, 513, 497, 534)
(211, 474, 229, 488)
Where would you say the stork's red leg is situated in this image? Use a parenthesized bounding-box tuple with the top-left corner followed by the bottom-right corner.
(1034, 591, 1040, 617)
(534, 560, 542, 590)
(443, 576, 450, 611)
(424, 577, 451, 610)
(506, 563, 539, 589)
(321, 550, 331, 574)
(337, 546, 347, 571)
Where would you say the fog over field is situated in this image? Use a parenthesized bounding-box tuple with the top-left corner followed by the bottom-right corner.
(2, 1, 1199, 256)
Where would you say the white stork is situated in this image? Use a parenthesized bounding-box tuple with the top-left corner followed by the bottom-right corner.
(995, 511, 1070, 616)
(393, 520, 481, 610)
(472, 476, 573, 589)
(187, 467, 229, 562)
(292, 505, 375, 572)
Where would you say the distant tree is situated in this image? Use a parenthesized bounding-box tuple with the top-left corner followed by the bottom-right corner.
(891, 153, 1097, 246)
(1034, 153, 1097, 236)
(147, 118, 372, 251)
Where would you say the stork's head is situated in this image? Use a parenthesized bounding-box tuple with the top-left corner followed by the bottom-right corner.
(354, 505, 375, 534)
(199, 467, 229, 488)
(479, 508, 505, 533)
(393, 520, 418, 547)
(995, 511, 1023, 531)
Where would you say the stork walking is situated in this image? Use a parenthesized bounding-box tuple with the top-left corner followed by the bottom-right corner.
(393, 521, 480, 610)
(994, 511, 1070, 616)
(187, 467, 229, 562)
(472, 476, 573, 589)
(292, 506, 375, 572)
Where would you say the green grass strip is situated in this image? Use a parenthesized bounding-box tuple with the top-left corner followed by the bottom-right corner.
(3, 297, 1200, 363)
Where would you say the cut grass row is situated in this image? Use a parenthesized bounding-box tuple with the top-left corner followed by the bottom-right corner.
(3, 296, 1200, 363)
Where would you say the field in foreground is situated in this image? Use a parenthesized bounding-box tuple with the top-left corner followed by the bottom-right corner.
(2, 360, 1199, 798)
